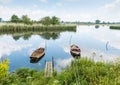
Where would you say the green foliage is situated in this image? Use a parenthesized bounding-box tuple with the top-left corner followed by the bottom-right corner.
(57, 58, 120, 85)
(11, 14, 20, 23)
(1, 58, 120, 85)
(41, 16, 60, 26)
(10, 14, 32, 24)
(21, 15, 32, 25)
(95, 19, 101, 24)
(0, 59, 9, 80)
(41, 16, 51, 26)
(51, 16, 60, 25)
(110, 26, 120, 30)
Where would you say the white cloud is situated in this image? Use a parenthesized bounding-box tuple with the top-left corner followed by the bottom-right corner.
(64, 0, 80, 2)
(0, 0, 12, 4)
(33, 4, 38, 8)
(1, 0, 120, 22)
(104, 0, 120, 9)
(0, 5, 53, 20)
(56, 2, 63, 7)
(95, 0, 120, 22)
(39, 0, 48, 3)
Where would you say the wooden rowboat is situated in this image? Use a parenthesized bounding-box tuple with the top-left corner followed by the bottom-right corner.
(70, 44, 81, 58)
(30, 48, 45, 63)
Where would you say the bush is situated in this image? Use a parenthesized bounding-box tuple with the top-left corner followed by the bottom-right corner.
(0, 59, 9, 80)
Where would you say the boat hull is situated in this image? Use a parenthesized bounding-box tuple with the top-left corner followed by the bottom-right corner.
(30, 48, 45, 63)
(70, 44, 81, 59)
(30, 53, 45, 63)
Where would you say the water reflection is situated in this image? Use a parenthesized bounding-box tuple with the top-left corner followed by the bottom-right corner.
(40, 32, 60, 40)
(95, 25, 100, 29)
(0, 29, 76, 41)
(0, 26, 120, 72)
(30, 54, 45, 63)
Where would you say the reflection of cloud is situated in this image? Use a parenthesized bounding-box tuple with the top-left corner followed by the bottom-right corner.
(39, 42, 46, 48)
(93, 28, 120, 50)
(82, 48, 119, 62)
(62, 45, 70, 53)
(0, 36, 32, 58)
(27, 42, 46, 56)
(55, 57, 73, 72)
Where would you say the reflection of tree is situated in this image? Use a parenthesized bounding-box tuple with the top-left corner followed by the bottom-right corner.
(95, 25, 100, 29)
(40, 32, 59, 40)
(13, 35, 21, 41)
(23, 34, 32, 40)
(12, 32, 60, 40)
(3, 29, 76, 41)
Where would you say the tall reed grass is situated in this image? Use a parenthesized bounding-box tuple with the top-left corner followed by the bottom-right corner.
(110, 26, 120, 30)
(0, 24, 76, 33)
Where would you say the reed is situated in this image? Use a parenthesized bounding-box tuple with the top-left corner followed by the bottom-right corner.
(0, 24, 76, 33)
(110, 26, 120, 30)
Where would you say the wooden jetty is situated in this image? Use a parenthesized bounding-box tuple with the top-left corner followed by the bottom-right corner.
(44, 57, 54, 77)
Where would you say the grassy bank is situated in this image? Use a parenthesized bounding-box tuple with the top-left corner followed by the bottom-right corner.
(0, 58, 120, 85)
(110, 26, 120, 30)
(0, 23, 76, 33)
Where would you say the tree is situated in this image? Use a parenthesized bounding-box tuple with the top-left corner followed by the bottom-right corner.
(0, 18, 2, 22)
(51, 16, 60, 25)
(0, 59, 9, 80)
(95, 20, 101, 24)
(11, 14, 20, 23)
(21, 15, 32, 24)
(41, 16, 51, 26)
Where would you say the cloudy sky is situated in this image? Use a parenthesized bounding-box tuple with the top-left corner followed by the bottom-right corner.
(0, 0, 120, 22)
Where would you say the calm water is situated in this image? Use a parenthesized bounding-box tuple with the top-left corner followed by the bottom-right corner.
(0, 26, 120, 72)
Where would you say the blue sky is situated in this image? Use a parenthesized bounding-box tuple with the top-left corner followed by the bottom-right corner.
(0, 0, 120, 22)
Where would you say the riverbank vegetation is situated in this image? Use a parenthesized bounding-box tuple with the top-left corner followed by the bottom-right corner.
(0, 15, 76, 33)
(0, 57, 120, 85)
(110, 26, 120, 30)
(0, 24, 76, 33)
(10, 14, 60, 25)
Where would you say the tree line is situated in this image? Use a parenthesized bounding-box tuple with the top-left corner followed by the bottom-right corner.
(10, 14, 60, 25)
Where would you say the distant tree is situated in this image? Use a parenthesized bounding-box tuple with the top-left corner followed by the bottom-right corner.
(0, 18, 2, 22)
(95, 20, 101, 24)
(41, 16, 51, 26)
(102, 21, 106, 24)
(51, 16, 60, 25)
(11, 14, 20, 23)
(21, 15, 32, 24)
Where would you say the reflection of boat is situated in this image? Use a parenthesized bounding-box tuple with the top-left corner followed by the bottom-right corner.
(30, 48, 45, 63)
(70, 44, 81, 58)
(30, 54, 45, 63)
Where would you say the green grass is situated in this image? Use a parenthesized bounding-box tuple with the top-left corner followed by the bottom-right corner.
(0, 57, 120, 85)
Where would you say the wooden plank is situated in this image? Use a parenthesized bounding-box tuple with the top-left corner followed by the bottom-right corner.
(45, 61, 53, 77)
